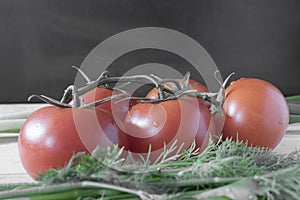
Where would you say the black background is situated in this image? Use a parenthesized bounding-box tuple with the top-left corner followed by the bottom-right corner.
(0, 0, 299, 103)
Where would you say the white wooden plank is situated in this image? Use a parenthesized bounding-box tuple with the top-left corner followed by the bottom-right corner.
(275, 135, 300, 154)
(0, 142, 34, 184)
(0, 103, 47, 114)
(286, 123, 300, 133)
(0, 173, 35, 184)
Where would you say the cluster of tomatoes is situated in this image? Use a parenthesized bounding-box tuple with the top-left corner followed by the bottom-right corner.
(18, 71, 289, 178)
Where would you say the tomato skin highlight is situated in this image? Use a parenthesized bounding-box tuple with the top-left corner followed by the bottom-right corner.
(121, 101, 183, 153)
(18, 106, 119, 178)
(120, 96, 215, 159)
(222, 78, 289, 149)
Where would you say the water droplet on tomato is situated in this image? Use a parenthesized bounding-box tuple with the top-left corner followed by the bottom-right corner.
(153, 121, 160, 127)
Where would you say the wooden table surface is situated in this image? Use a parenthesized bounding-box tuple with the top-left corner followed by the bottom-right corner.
(0, 104, 300, 184)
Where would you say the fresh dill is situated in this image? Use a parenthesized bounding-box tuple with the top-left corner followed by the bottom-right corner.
(1, 137, 300, 200)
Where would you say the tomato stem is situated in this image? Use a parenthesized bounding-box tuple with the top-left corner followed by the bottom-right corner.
(63, 70, 110, 103)
(98, 75, 162, 94)
(210, 71, 235, 114)
(70, 68, 180, 102)
(72, 66, 92, 84)
(175, 90, 220, 105)
(150, 74, 182, 91)
(29, 84, 130, 109)
(159, 78, 182, 90)
(81, 93, 129, 109)
(28, 94, 72, 108)
(75, 74, 165, 100)
(30, 70, 228, 111)
(60, 85, 74, 104)
(71, 85, 82, 108)
(118, 90, 220, 107)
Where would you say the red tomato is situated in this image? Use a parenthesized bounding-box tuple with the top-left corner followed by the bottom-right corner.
(81, 87, 115, 111)
(18, 106, 119, 178)
(80, 87, 133, 121)
(119, 96, 215, 161)
(222, 78, 289, 149)
(146, 79, 210, 108)
(195, 104, 217, 149)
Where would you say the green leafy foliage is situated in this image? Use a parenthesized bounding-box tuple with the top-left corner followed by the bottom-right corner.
(1, 137, 300, 200)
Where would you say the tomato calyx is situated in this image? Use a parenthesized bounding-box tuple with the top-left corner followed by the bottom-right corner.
(210, 71, 235, 114)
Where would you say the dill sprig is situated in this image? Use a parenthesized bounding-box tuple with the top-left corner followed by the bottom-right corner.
(1, 137, 300, 200)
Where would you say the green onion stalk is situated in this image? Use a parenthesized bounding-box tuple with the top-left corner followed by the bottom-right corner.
(286, 95, 300, 123)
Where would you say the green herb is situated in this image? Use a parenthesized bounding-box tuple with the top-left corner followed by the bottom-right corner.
(286, 95, 300, 103)
(1, 137, 300, 199)
(290, 114, 300, 124)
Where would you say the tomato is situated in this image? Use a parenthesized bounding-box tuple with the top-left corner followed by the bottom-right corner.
(18, 106, 119, 178)
(222, 78, 289, 148)
(146, 79, 210, 108)
(80, 87, 134, 121)
(81, 87, 115, 111)
(119, 96, 215, 161)
(195, 104, 216, 149)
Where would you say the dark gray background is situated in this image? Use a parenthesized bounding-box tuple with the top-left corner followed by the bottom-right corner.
(0, 0, 299, 103)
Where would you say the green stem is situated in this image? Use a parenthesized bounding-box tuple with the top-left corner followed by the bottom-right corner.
(101, 193, 139, 200)
(147, 177, 239, 189)
(82, 181, 157, 199)
(0, 182, 149, 200)
(286, 95, 300, 103)
(167, 189, 232, 200)
(0, 119, 26, 133)
(0, 182, 82, 199)
(30, 188, 103, 200)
